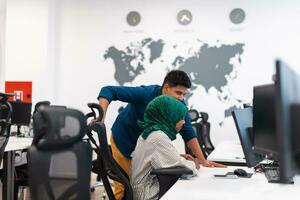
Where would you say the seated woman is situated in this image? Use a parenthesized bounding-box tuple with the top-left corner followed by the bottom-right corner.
(130, 95, 198, 200)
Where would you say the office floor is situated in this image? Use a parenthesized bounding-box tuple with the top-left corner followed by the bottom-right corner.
(0, 174, 108, 200)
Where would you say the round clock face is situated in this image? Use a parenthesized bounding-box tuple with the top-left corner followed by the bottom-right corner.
(126, 11, 141, 26)
(230, 8, 246, 24)
(177, 10, 193, 25)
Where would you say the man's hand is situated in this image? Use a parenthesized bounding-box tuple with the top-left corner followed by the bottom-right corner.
(200, 160, 227, 168)
(87, 117, 102, 126)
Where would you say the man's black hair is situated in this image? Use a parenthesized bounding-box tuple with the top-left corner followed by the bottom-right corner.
(162, 70, 191, 88)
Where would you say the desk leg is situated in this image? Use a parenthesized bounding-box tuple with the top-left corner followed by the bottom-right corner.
(3, 151, 15, 200)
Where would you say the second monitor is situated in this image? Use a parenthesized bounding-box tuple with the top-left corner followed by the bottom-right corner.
(253, 59, 300, 183)
(10, 101, 32, 126)
(232, 107, 264, 168)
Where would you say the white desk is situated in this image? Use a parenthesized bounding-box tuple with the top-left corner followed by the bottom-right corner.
(162, 166, 300, 200)
(207, 141, 246, 165)
(5, 136, 33, 152)
(3, 136, 32, 200)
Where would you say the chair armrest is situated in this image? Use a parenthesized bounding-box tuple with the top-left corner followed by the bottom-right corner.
(151, 166, 193, 198)
(151, 166, 193, 176)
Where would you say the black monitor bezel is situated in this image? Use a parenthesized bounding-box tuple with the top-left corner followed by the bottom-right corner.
(275, 59, 299, 182)
(232, 107, 264, 168)
(9, 101, 32, 126)
(253, 84, 278, 159)
(253, 59, 299, 183)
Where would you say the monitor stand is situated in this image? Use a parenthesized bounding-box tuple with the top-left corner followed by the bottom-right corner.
(264, 166, 294, 184)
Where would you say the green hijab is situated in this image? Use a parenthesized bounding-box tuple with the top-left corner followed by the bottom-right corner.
(139, 95, 188, 141)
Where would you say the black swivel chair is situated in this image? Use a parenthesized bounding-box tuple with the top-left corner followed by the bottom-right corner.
(86, 103, 132, 200)
(13, 102, 66, 199)
(28, 107, 92, 200)
(186, 109, 214, 159)
(90, 121, 132, 200)
(85, 103, 105, 193)
(0, 93, 13, 163)
(0, 99, 53, 199)
(86, 103, 193, 200)
(0, 93, 18, 199)
(13, 101, 52, 199)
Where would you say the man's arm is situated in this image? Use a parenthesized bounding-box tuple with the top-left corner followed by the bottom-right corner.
(179, 113, 206, 164)
(97, 85, 153, 121)
(186, 138, 206, 163)
(98, 85, 155, 104)
(180, 112, 226, 168)
(98, 97, 109, 121)
(187, 138, 226, 168)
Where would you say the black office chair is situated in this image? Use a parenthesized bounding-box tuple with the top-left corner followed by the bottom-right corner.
(87, 103, 193, 200)
(0, 99, 52, 200)
(86, 103, 130, 199)
(0, 93, 26, 200)
(85, 103, 106, 193)
(0, 93, 13, 164)
(186, 109, 214, 159)
(28, 107, 92, 200)
(13, 103, 67, 199)
(90, 121, 132, 200)
(11, 101, 53, 199)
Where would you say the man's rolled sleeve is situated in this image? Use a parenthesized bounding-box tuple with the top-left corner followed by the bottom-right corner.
(97, 86, 116, 103)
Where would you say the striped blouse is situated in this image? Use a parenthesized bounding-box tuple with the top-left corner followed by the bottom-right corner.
(130, 130, 198, 200)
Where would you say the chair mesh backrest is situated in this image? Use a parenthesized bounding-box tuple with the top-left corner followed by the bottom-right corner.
(33, 101, 51, 115)
(188, 109, 199, 122)
(29, 143, 92, 200)
(32, 101, 51, 145)
(28, 107, 92, 200)
(198, 112, 213, 149)
(187, 109, 214, 158)
(36, 107, 87, 150)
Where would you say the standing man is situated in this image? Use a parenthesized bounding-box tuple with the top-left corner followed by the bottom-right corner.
(98, 70, 224, 200)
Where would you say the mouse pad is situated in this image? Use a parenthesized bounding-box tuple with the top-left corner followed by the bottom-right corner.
(227, 172, 253, 178)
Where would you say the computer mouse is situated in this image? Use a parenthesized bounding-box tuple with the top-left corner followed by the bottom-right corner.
(233, 168, 248, 177)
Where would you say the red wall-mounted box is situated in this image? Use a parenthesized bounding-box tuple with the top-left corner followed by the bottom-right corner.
(5, 81, 32, 103)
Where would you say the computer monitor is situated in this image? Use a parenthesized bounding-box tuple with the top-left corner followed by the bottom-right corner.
(275, 60, 300, 182)
(253, 84, 277, 159)
(232, 107, 264, 168)
(253, 59, 300, 183)
(10, 101, 32, 126)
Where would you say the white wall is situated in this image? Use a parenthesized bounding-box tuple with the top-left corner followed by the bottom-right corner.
(3, 0, 300, 152)
(0, 0, 5, 87)
(4, 0, 55, 103)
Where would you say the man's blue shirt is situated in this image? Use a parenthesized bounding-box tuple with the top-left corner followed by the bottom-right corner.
(98, 84, 197, 159)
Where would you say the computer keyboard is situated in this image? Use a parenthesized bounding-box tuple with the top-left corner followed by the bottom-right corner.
(264, 167, 280, 183)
